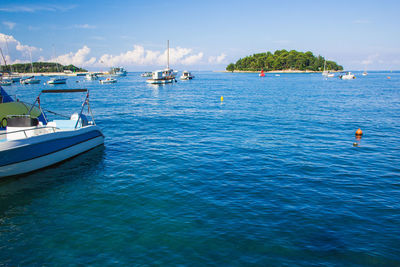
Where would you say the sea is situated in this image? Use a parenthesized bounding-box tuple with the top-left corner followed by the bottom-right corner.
(0, 71, 399, 266)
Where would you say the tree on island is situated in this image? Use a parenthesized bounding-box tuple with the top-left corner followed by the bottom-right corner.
(0, 62, 87, 73)
(226, 50, 343, 72)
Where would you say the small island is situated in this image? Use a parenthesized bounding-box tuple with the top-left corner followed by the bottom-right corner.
(2, 62, 87, 73)
(226, 50, 343, 72)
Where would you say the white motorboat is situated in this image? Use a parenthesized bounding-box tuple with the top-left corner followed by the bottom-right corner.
(0, 88, 104, 178)
(146, 70, 174, 84)
(0, 80, 12, 86)
(362, 71, 368, 76)
(339, 72, 355, 80)
(20, 76, 41, 84)
(100, 77, 117, 84)
(48, 77, 67, 85)
(180, 71, 195, 80)
(85, 73, 98, 80)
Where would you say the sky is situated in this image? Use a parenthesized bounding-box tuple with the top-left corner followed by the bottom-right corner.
(0, 0, 399, 71)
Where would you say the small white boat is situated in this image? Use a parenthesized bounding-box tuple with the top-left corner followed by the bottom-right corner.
(327, 73, 335, 77)
(180, 71, 194, 80)
(146, 70, 175, 84)
(20, 76, 41, 84)
(362, 71, 368, 76)
(85, 73, 98, 80)
(48, 77, 67, 85)
(0, 89, 104, 178)
(100, 77, 117, 84)
(339, 72, 355, 80)
(0, 81, 12, 86)
(275, 74, 280, 77)
(141, 72, 152, 77)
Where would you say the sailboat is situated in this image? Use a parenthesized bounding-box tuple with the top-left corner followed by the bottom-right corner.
(48, 46, 67, 85)
(20, 49, 40, 84)
(147, 40, 177, 84)
(322, 59, 334, 78)
(259, 68, 265, 77)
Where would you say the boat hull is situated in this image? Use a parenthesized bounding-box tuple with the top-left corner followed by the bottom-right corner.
(48, 78, 67, 84)
(0, 126, 104, 178)
(146, 78, 174, 84)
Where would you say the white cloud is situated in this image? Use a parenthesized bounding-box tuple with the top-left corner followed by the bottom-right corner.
(0, 33, 40, 63)
(97, 45, 204, 67)
(0, 34, 223, 68)
(208, 53, 226, 64)
(74, 24, 96, 29)
(51, 45, 97, 66)
(2, 21, 16, 30)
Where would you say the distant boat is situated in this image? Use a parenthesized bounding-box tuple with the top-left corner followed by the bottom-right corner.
(146, 70, 174, 84)
(147, 40, 177, 84)
(0, 80, 12, 86)
(100, 77, 117, 84)
(339, 72, 355, 80)
(48, 77, 67, 85)
(141, 72, 152, 77)
(275, 74, 280, 77)
(180, 70, 195, 80)
(362, 71, 368, 76)
(110, 67, 127, 76)
(259, 69, 265, 77)
(21, 48, 41, 84)
(85, 73, 98, 80)
(20, 76, 41, 84)
(322, 59, 334, 78)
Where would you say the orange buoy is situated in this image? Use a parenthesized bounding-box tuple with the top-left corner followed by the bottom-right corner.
(355, 128, 363, 136)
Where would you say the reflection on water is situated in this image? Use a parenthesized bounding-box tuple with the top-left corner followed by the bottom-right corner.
(0, 146, 105, 214)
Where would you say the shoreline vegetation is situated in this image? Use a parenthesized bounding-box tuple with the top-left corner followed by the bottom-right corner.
(0, 62, 87, 74)
(226, 49, 343, 72)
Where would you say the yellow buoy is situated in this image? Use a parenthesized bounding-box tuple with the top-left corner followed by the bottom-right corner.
(221, 96, 224, 102)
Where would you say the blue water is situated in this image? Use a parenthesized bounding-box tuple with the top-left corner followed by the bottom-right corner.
(1, 72, 400, 265)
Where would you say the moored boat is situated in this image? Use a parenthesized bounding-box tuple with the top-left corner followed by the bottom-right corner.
(180, 70, 194, 80)
(146, 70, 174, 84)
(100, 77, 117, 84)
(110, 67, 127, 76)
(48, 77, 67, 85)
(20, 76, 41, 84)
(339, 72, 355, 80)
(0, 81, 12, 86)
(0, 88, 104, 178)
(85, 73, 98, 80)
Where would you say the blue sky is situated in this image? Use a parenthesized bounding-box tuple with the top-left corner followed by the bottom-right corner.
(0, 0, 399, 70)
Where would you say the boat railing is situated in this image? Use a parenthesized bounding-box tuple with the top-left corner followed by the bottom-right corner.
(0, 126, 57, 140)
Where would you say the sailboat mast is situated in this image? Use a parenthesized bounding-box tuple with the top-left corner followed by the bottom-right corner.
(167, 40, 169, 69)
(0, 47, 9, 73)
(4, 36, 13, 73)
(53, 45, 60, 73)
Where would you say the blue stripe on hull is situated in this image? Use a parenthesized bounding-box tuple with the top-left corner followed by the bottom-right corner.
(0, 129, 103, 167)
